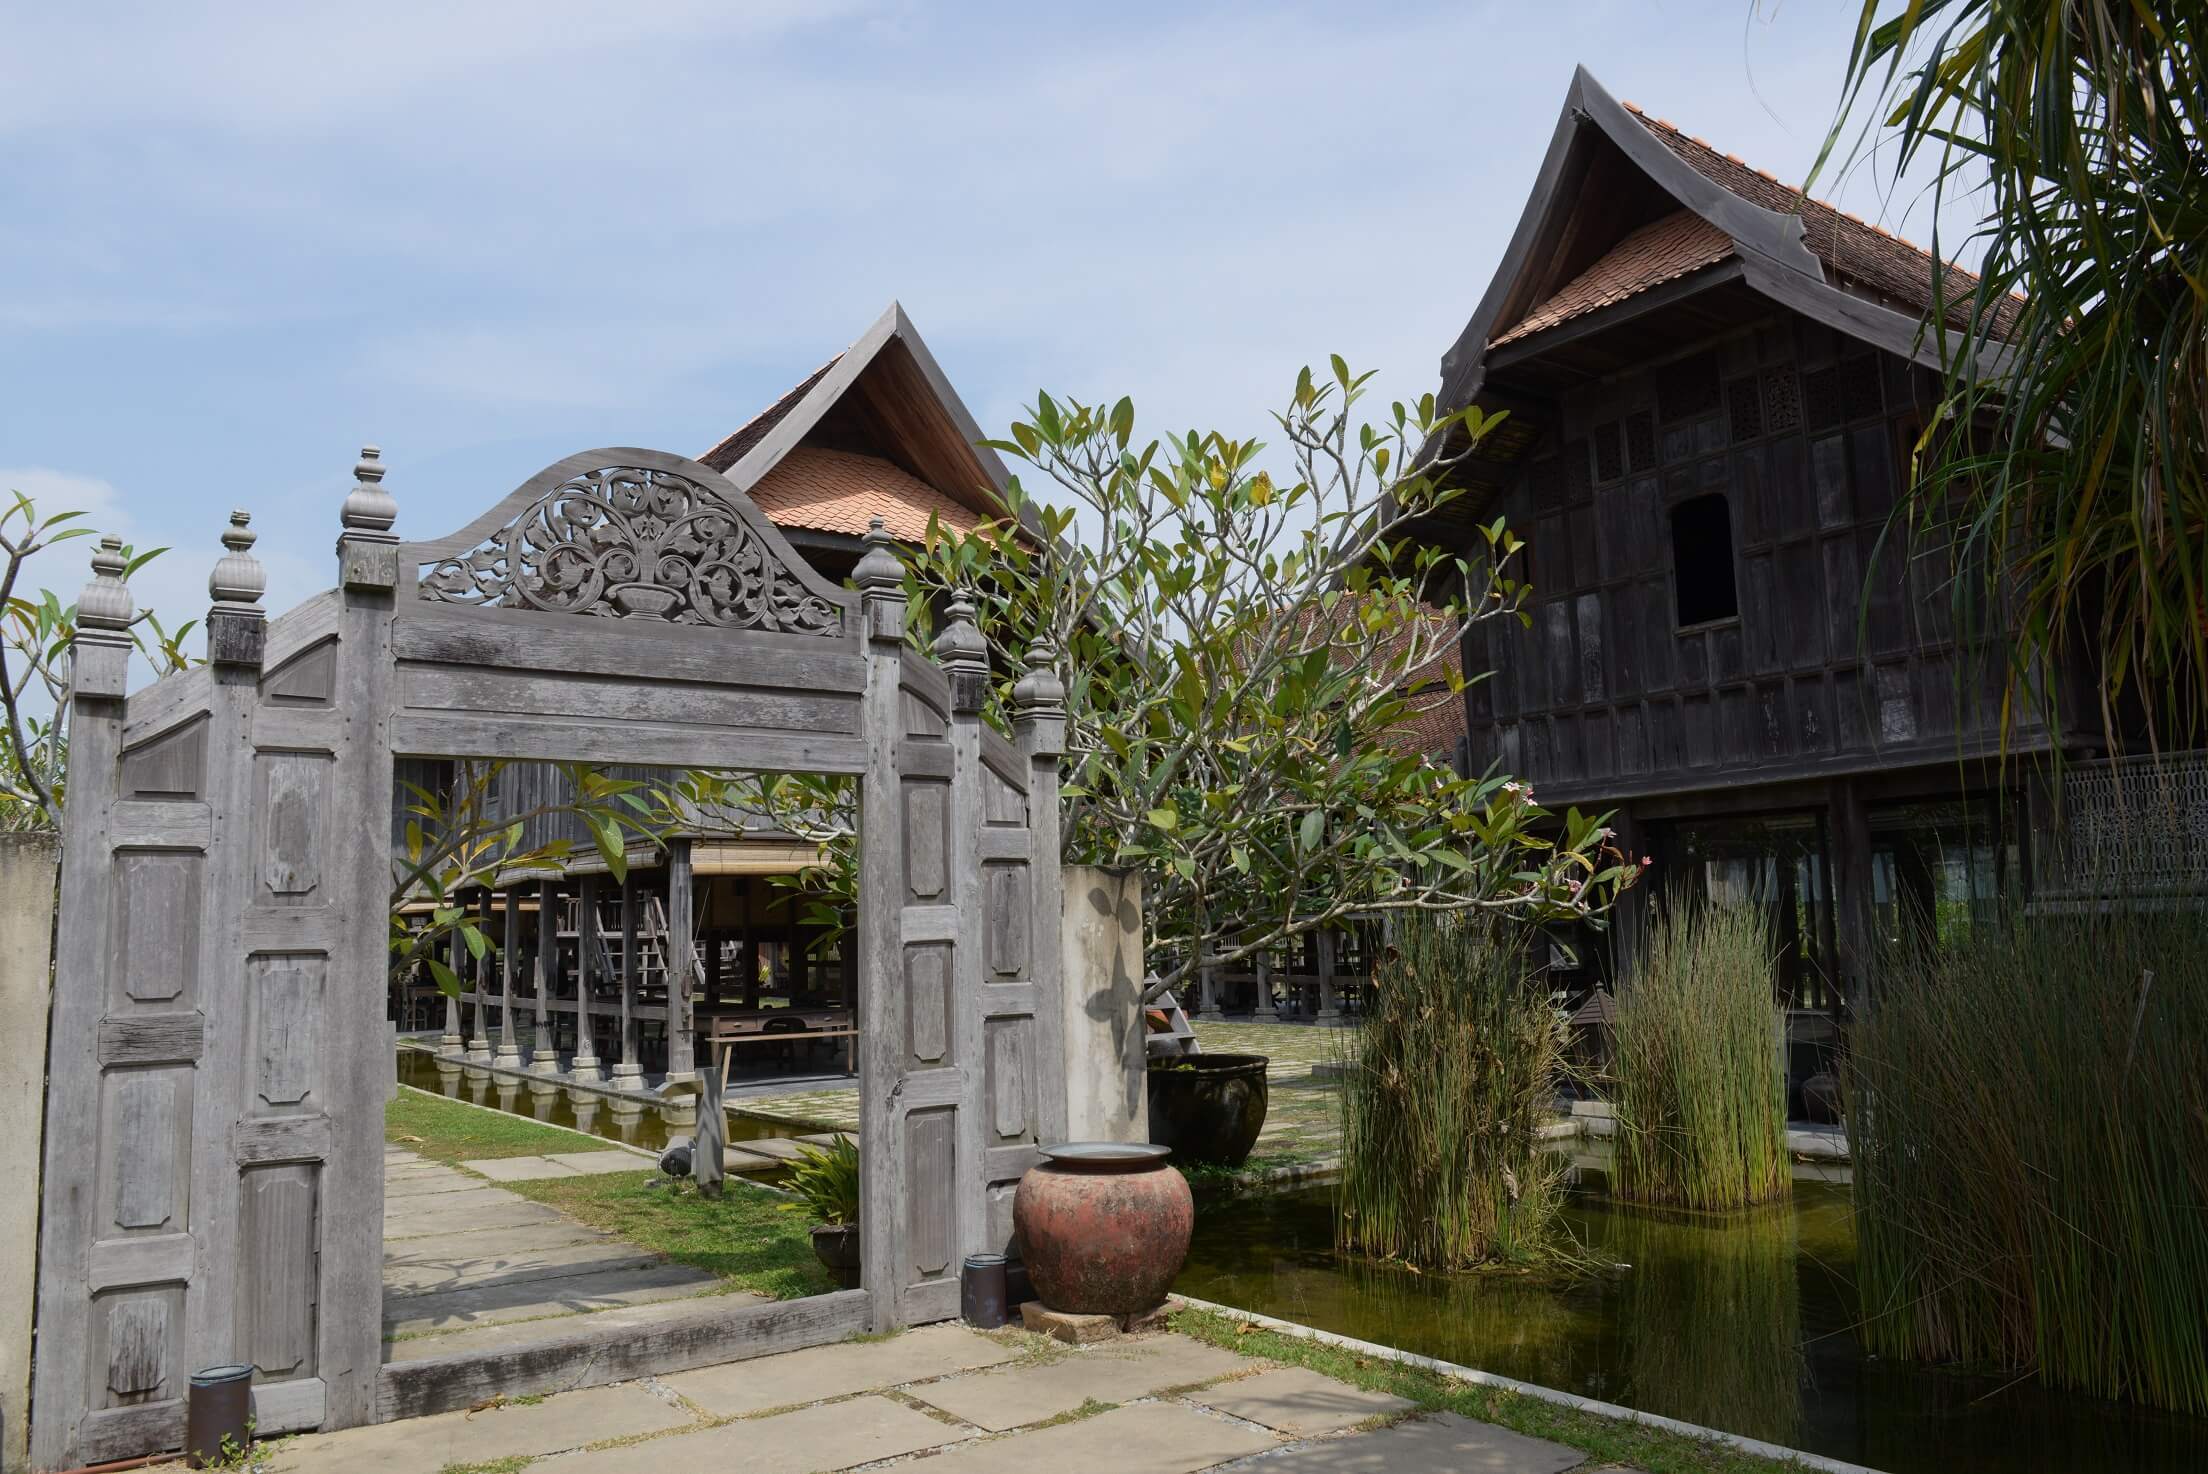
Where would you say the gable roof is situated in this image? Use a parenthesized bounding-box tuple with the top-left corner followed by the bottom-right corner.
(748, 446, 984, 542)
(698, 302, 1023, 542)
(1440, 67, 2008, 413)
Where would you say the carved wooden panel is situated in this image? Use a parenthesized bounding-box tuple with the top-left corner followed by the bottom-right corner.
(902, 690, 947, 740)
(904, 946, 951, 1066)
(904, 1109, 954, 1281)
(902, 781, 947, 902)
(985, 865, 1028, 978)
(261, 639, 336, 706)
(120, 719, 207, 799)
(249, 955, 326, 1114)
(982, 766, 1024, 826)
(104, 1070, 189, 1234)
(417, 463, 844, 636)
(110, 853, 202, 1006)
(256, 753, 330, 903)
(89, 1287, 182, 1408)
(985, 1019, 1030, 1143)
(237, 1165, 319, 1381)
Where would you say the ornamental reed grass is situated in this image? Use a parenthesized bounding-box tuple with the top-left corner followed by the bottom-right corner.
(1335, 912, 1569, 1270)
(1849, 911, 2208, 1415)
(1612, 903, 1789, 1211)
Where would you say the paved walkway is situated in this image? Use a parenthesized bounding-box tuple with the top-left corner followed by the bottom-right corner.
(382, 1146, 742, 1361)
(186, 1321, 1625, 1474)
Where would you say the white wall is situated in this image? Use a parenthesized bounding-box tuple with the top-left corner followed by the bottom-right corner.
(1059, 865, 1148, 1143)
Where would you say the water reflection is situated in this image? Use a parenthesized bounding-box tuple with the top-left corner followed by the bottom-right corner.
(1176, 1181, 2208, 1474)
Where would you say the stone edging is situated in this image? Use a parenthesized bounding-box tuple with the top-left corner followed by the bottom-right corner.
(395, 1082, 660, 1160)
(1170, 1294, 1888, 1474)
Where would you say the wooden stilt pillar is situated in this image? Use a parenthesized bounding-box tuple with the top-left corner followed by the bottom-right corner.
(611, 871, 642, 1088)
(1315, 928, 1341, 1023)
(1253, 948, 1278, 1021)
(668, 841, 696, 1078)
(495, 886, 522, 1067)
(531, 877, 560, 1073)
(571, 872, 603, 1083)
(1196, 955, 1221, 1021)
(461, 910, 491, 1063)
(438, 933, 462, 1056)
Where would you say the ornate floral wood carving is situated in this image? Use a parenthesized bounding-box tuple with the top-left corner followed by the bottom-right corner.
(419, 464, 843, 635)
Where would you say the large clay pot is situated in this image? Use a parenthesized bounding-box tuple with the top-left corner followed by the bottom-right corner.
(1013, 1142, 1193, 1315)
(1147, 1053, 1269, 1166)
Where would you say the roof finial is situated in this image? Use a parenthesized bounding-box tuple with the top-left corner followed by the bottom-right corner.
(209, 509, 266, 610)
(342, 444, 397, 533)
(77, 535, 133, 637)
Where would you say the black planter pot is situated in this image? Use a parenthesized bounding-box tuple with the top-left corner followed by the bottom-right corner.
(1146, 1054, 1269, 1167)
(811, 1223, 861, 1288)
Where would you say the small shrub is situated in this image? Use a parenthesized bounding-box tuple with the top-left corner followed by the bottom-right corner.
(1611, 902, 1788, 1210)
(1336, 912, 1569, 1269)
(784, 1134, 860, 1226)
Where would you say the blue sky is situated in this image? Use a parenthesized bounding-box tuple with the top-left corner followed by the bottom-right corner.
(1, 2, 1964, 631)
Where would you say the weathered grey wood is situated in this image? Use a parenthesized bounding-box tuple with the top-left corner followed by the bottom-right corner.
(613, 873, 640, 1083)
(571, 873, 602, 1082)
(531, 878, 559, 1073)
(37, 447, 1073, 1465)
(495, 888, 521, 1066)
(666, 842, 695, 1078)
(374, 1289, 871, 1422)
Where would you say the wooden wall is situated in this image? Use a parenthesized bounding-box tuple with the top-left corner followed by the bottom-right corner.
(1463, 312, 2032, 807)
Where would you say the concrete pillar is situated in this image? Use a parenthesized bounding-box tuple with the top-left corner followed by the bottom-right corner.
(1060, 864, 1148, 1143)
(1315, 928, 1342, 1023)
(570, 873, 603, 1083)
(2, 834, 58, 1474)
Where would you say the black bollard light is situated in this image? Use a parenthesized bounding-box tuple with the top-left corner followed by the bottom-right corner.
(185, 1364, 253, 1468)
(961, 1253, 1009, 1329)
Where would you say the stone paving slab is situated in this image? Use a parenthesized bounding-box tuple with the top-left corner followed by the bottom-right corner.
(660, 1322, 1019, 1416)
(384, 1194, 567, 1240)
(536, 1392, 970, 1474)
(925, 1400, 1279, 1474)
(382, 1216, 614, 1265)
(382, 1238, 665, 1297)
(542, 1148, 655, 1174)
(269, 1382, 695, 1474)
(731, 1134, 814, 1163)
(383, 1169, 484, 1199)
(462, 1154, 588, 1181)
(380, 1287, 771, 1361)
(724, 1146, 779, 1171)
(1243, 1410, 1586, 1474)
(382, 1261, 717, 1334)
(906, 1333, 1250, 1431)
(1187, 1365, 1414, 1435)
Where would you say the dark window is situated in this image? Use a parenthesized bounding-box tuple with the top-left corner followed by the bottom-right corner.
(1670, 494, 1738, 626)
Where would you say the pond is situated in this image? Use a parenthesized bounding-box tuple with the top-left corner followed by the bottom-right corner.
(1175, 1176, 2208, 1474)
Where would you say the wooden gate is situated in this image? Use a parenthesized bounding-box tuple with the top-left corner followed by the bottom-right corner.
(30, 448, 1067, 1469)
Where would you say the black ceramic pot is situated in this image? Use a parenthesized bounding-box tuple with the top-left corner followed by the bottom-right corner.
(811, 1223, 861, 1288)
(1146, 1053, 1269, 1167)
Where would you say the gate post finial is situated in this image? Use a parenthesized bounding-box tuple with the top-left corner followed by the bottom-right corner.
(207, 509, 268, 668)
(1013, 637, 1066, 757)
(71, 534, 133, 699)
(338, 444, 401, 592)
(854, 515, 904, 644)
(933, 591, 989, 714)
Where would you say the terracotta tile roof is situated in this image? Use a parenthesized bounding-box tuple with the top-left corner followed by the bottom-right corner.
(1492, 209, 1733, 347)
(747, 446, 983, 543)
(698, 355, 840, 473)
(1624, 103, 2021, 338)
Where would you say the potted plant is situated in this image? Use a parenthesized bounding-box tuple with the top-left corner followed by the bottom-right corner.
(785, 1134, 861, 1287)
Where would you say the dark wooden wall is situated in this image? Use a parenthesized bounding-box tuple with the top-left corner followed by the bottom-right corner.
(1463, 311, 2029, 807)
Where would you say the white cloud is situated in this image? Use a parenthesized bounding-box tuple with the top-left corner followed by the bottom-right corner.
(0, 467, 133, 535)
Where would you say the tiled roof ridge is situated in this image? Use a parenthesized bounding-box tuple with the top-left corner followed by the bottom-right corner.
(698, 352, 843, 472)
(1618, 99, 1947, 260)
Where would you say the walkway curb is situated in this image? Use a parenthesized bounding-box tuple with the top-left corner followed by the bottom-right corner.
(1171, 1295, 1888, 1474)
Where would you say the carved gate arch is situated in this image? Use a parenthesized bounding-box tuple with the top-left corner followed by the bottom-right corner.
(31, 447, 1066, 1469)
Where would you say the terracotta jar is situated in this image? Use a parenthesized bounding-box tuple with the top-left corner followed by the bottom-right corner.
(1014, 1142, 1193, 1315)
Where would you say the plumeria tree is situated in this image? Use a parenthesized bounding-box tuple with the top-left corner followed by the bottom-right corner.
(780, 360, 1640, 998)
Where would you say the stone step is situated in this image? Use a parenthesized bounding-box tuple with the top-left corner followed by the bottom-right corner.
(381, 1284, 769, 1363)
(382, 1261, 719, 1335)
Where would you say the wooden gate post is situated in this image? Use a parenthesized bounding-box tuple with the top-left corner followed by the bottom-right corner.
(28, 540, 140, 1470)
(854, 522, 908, 1332)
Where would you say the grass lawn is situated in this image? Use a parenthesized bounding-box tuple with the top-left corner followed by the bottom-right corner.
(385, 1086, 611, 1164)
(507, 1171, 834, 1301)
(1169, 1307, 1811, 1474)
